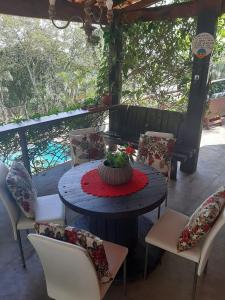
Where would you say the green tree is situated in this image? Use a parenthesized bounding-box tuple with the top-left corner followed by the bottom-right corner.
(0, 16, 102, 123)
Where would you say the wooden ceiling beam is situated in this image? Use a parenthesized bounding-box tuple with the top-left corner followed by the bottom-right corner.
(0, 0, 107, 24)
(0, 0, 223, 25)
(114, 0, 160, 10)
(223, 0, 225, 12)
(121, 0, 225, 24)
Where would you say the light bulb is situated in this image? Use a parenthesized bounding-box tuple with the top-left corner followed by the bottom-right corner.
(106, 0, 113, 10)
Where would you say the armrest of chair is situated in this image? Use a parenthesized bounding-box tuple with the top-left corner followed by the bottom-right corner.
(173, 144, 196, 163)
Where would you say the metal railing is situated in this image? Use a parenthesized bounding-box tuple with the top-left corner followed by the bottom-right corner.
(0, 108, 108, 174)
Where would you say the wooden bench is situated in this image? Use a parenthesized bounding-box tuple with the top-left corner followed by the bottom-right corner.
(104, 105, 196, 180)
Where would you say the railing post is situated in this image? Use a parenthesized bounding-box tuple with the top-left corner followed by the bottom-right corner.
(18, 130, 32, 175)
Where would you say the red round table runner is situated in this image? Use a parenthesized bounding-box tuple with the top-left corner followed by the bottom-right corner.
(81, 168, 149, 197)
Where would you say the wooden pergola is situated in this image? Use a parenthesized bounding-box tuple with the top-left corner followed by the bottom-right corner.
(0, 0, 224, 175)
(0, 0, 224, 24)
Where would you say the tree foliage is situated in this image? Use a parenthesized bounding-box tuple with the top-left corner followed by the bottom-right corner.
(122, 18, 195, 111)
(97, 14, 225, 112)
(0, 16, 102, 123)
(0, 12, 224, 124)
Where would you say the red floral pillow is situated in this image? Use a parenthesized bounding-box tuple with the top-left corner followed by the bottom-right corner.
(70, 130, 106, 165)
(137, 134, 175, 177)
(177, 187, 225, 252)
(35, 223, 112, 283)
(34, 222, 65, 240)
(6, 161, 37, 219)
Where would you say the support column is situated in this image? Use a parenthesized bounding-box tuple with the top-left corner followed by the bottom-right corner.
(108, 14, 123, 106)
(18, 130, 32, 175)
(180, 3, 221, 174)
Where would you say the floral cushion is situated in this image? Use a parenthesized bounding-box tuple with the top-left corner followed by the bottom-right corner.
(137, 134, 176, 177)
(177, 186, 225, 252)
(70, 129, 106, 165)
(6, 161, 36, 219)
(34, 222, 66, 240)
(35, 223, 112, 283)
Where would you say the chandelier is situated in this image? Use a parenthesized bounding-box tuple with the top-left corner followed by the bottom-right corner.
(48, 0, 113, 42)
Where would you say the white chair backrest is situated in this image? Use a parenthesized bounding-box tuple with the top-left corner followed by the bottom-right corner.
(145, 131, 174, 139)
(0, 161, 20, 240)
(198, 207, 225, 276)
(28, 234, 101, 300)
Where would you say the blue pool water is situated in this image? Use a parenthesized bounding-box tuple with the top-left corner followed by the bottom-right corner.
(2, 142, 70, 171)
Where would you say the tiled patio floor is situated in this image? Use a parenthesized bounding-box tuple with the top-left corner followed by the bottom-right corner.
(1, 125, 225, 300)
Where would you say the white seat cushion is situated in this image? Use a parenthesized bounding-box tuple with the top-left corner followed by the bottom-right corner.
(17, 214, 35, 230)
(34, 194, 65, 225)
(145, 209, 201, 263)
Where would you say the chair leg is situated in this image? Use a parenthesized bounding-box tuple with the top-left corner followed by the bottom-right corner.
(192, 263, 198, 300)
(123, 258, 127, 296)
(157, 205, 161, 219)
(17, 230, 26, 268)
(204, 260, 208, 275)
(64, 214, 68, 225)
(144, 244, 149, 280)
(165, 194, 168, 207)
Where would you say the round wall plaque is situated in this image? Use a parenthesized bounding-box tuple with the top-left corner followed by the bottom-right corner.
(192, 32, 215, 59)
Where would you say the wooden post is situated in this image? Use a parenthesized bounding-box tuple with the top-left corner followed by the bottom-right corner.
(180, 2, 221, 174)
(18, 130, 32, 175)
(108, 13, 123, 106)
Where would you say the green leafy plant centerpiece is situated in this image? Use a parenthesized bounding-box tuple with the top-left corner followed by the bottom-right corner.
(98, 145, 136, 185)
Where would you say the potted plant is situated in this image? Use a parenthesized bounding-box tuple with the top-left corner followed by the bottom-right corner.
(98, 145, 136, 185)
(82, 97, 99, 111)
(101, 92, 112, 106)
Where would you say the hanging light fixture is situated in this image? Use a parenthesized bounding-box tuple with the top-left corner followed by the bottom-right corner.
(48, 0, 81, 29)
(105, 0, 113, 23)
(48, 0, 114, 33)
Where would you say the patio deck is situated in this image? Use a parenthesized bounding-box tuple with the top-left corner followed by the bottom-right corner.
(1, 125, 225, 300)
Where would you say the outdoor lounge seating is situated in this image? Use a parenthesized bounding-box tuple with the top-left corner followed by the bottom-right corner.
(0, 161, 65, 268)
(0, 0, 224, 299)
(144, 207, 225, 299)
(28, 233, 128, 300)
(104, 105, 196, 180)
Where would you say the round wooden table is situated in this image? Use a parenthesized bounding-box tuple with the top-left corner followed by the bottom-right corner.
(58, 160, 167, 249)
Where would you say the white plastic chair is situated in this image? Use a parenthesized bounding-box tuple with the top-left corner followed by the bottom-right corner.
(144, 208, 225, 299)
(0, 161, 65, 268)
(28, 233, 128, 300)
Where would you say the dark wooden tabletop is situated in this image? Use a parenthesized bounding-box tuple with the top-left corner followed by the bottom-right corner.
(58, 160, 167, 219)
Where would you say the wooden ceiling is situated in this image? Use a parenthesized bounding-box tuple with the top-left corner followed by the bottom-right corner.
(0, 0, 224, 25)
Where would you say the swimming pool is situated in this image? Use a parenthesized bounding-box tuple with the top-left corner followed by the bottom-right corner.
(2, 141, 70, 172)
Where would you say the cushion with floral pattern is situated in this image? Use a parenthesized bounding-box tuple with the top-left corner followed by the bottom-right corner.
(35, 223, 112, 283)
(34, 222, 66, 240)
(137, 134, 176, 177)
(70, 129, 106, 165)
(177, 186, 225, 252)
(6, 161, 36, 219)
